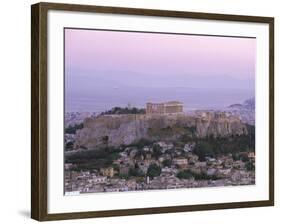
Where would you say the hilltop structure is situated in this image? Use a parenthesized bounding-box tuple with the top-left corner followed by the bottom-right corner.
(146, 101, 183, 115)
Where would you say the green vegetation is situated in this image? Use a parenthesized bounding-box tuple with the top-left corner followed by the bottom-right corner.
(177, 170, 193, 179)
(65, 147, 121, 172)
(152, 144, 162, 159)
(240, 153, 250, 162)
(162, 159, 172, 167)
(192, 172, 220, 180)
(177, 169, 220, 180)
(147, 164, 161, 178)
(134, 149, 146, 159)
(179, 126, 197, 142)
(65, 123, 83, 134)
(193, 125, 255, 161)
(148, 125, 196, 144)
(119, 174, 129, 179)
(65, 123, 255, 178)
(102, 136, 109, 146)
(128, 138, 153, 149)
(245, 161, 255, 171)
(232, 153, 240, 161)
(129, 167, 144, 177)
(100, 107, 145, 115)
(65, 141, 74, 151)
(193, 142, 215, 161)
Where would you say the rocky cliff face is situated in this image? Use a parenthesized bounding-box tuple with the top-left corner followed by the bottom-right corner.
(195, 112, 248, 137)
(74, 112, 248, 149)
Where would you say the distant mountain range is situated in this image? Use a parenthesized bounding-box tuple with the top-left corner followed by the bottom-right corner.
(228, 97, 255, 110)
(226, 98, 255, 125)
(65, 69, 255, 112)
(66, 69, 255, 90)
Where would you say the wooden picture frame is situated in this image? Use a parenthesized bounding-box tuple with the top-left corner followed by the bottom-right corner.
(31, 2, 274, 221)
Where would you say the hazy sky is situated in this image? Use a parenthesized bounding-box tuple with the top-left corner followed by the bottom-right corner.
(65, 28, 256, 80)
(64, 28, 256, 112)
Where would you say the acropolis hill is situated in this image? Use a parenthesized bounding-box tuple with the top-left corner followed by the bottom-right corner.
(74, 111, 248, 150)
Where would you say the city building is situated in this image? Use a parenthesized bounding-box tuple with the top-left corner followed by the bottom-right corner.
(100, 167, 114, 177)
(173, 158, 188, 168)
(248, 152, 255, 159)
(90, 175, 107, 184)
(119, 165, 130, 176)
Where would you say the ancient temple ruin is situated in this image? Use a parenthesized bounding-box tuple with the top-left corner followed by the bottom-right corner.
(146, 101, 183, 114)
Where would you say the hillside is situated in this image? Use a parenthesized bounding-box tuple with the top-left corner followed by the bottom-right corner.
(74, 112, 248, 150)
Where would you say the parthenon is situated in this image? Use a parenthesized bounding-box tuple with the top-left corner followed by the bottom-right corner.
(146, 101, 183, 114)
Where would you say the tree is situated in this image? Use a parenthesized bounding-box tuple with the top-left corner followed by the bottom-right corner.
(193, 142, 214, 161)
(162, 159, 172, 167)
(177, 170, 193, 179)
(101, 106, 145, 115)
(152, 144, 162, 159)
(232, 153, 240, 161)
(65, 141, 74, 151)
(147, 164, 161, 178)
(129, 167, 144, 177)
(134, 138, 153, 149)
(102, 135, 109, 147)
(245, 161, 255, 171)
(240, 153, 249, 162)
(65, 123, 83, 134)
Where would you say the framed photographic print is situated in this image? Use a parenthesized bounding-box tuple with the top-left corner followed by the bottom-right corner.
(31, 2, 274, 221)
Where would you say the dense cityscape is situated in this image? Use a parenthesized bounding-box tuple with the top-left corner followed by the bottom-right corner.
(64, 99, 255, 194)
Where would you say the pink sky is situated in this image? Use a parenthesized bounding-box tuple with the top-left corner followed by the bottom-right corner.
(65, 28, 256, 80)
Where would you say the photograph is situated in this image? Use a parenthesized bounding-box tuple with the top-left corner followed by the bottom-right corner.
(64, 28, 256, 195)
